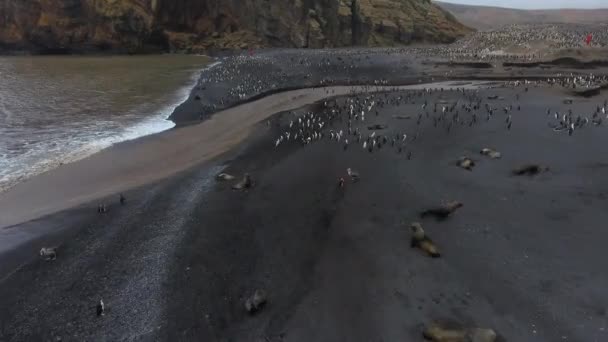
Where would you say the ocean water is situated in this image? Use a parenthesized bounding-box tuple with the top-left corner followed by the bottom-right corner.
(0, 55, 210, 193)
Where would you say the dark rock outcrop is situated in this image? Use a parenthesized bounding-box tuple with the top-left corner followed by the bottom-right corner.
(0, 0, 471, 54)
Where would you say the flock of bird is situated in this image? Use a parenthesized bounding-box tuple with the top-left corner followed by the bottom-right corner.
(269, 79, 607, 269)
(273, 81, 608, 158)
(441, 23, 608, 61)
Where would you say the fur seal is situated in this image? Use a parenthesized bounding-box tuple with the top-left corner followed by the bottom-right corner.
(480, 148, 501, 159)
(512, 164, 549, 176)
(97, 299, 105, 316)
(244, 289, 267, 314)
(216, 173, 236, 181)
(421, 201, 463, 220)
(457, 157, 475, 171)
(232, 174, 253, 190)
(423, 322, 497, 342)
(410, 222, 440, 258)
(39, 247, 57, 261)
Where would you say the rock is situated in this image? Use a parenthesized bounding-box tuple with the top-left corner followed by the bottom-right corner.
(512, 164, 549, 176)
(39, 247, 57, 261)
(244, 289, 267, 314)
(367, 124, 388, 130)
(0, 0, 471, 53)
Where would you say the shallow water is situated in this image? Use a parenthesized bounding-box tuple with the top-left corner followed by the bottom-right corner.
(0, 55, 209, 192)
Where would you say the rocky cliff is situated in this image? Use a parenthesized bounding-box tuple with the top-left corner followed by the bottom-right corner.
(0, 0, 471, 54)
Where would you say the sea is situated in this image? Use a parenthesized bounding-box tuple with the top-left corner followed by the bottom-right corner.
(0, 55, 210, 193)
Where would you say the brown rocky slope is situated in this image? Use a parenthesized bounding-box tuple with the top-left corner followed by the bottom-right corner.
(436, 1, 608, 30)
(0, 0, 471, 54)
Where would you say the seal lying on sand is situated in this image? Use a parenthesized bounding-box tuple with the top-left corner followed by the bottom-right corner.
(421, 201, 463, 220)
(410, 222, 440, 258)
(423, 322, 497, 342)
(457, 157, 475, 171)
(512, 164, 549, 176)
(39, 247, 57, 261)
(480, 148, 502, 159)
(244, 289, 267, 314)
(232, 173, 253, 190)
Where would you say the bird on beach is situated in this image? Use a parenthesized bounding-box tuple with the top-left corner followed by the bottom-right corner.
(347, 168, 360, 182)
(457, 157, 475, 171)
(97, 299, 105, 316)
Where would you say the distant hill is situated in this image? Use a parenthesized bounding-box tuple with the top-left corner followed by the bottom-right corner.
(435, 1, 608, 30)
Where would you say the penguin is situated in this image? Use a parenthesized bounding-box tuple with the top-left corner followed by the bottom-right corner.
(232, 173, 253, 190)
(347, 168, 360, 182)
(457, 157, 475, 171)
(420, 201, 463, 220)
(119, 194, 126, 205)
(217, 173, 236, 181)
(410, 222, 440, 258)
(512, 164, 549, 176)
(480, 148, 501, 159)
(97, 299, 105, 317)
(338, 177, 345, 188)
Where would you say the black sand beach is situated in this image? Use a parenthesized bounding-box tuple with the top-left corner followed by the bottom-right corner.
(2, 48, 608, 341)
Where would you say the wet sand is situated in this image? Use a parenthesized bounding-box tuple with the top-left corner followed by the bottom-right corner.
(1, 49, 608, 341)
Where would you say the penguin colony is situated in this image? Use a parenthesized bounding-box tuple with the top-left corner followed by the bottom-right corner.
(269, 78, 607, 269)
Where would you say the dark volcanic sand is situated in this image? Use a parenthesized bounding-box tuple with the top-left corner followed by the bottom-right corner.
(2, 83, 608, 341)
(170, 48, 608, 126)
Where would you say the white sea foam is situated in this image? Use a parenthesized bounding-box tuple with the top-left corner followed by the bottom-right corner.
(0, 58, 220, 194)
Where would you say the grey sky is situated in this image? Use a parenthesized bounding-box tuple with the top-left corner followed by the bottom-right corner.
(437, 0, 607, 9)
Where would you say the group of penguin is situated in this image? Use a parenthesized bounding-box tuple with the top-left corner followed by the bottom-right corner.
(270, 78, 608, 264)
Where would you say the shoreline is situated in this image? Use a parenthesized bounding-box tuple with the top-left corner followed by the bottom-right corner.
(0, 81, 492, 233)
(0, 54, 213, 195)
